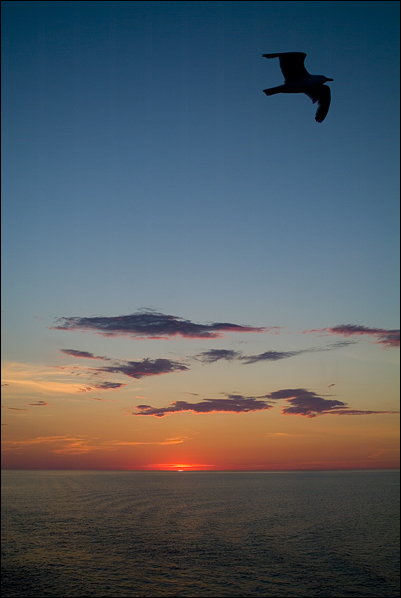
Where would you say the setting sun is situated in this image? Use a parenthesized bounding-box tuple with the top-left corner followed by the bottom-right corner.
(146, 464, 216, 472)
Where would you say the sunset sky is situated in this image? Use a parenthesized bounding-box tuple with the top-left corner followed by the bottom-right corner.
(2, 1, 399, 471)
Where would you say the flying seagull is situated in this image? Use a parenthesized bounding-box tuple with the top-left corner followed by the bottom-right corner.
(262, 52, 333, 123)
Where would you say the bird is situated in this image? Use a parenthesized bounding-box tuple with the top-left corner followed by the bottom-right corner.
(262, 52, 333, 123)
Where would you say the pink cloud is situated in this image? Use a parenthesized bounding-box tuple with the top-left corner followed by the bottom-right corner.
(304, 324, 399, 348)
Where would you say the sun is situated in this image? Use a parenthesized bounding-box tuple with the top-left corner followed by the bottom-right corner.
(172, 464, 192, 471)
(147, 463, 216, 472)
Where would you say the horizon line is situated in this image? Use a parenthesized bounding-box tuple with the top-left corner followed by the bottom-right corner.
(1, 467, 399, 472)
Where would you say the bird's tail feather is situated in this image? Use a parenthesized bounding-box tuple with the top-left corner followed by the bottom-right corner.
(263, 86, 284, 96)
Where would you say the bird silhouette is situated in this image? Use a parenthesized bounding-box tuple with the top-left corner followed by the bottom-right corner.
(262, 52, 333, 123)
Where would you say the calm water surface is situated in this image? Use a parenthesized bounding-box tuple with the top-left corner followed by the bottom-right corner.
(1, 470, 400, 597)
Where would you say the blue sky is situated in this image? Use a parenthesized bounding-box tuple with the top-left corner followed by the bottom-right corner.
(1, 2, 399, 470)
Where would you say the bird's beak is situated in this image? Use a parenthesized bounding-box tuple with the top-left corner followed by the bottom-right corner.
(327, 78, 334, 81)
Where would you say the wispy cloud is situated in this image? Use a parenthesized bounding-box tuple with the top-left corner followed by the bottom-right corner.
(195, 348, 300, 364)
(2, 362, 104, 395)
(241, 350, 301, 364)
(52, 309, 268, 339)
(77, 381, 126, 393)
(326, 409, 400, 416)
(1, 435, 103, 454)
(1, 434, 192, 454)
(91, 381, 125, 389)
(104, 436, 190, 446)
(87, 397, 117, 402)
(60, 349, 110, 360)
(194, 349, 243, 363)
(304, 324, 400, 348)
(195, 341, 354, 365)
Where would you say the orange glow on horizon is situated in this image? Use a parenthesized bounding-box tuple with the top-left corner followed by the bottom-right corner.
(146, 463, 216, 471)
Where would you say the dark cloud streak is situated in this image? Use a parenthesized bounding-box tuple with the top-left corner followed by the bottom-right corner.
(241, 350, 299, 364)
(60, 349, 110, 360)
(93, 381, 125, 390)
(100, 358, 189, 380)
(133, 393, 273, 417)
(305, 324, 400, 348)
(132, 388, 398, 419)
(196, 341, 355, 365)
(78, 381, 126, 392)
(52, 310, 267, 339)
(277, 390, 346, 418)
(195, 349, 243, 363)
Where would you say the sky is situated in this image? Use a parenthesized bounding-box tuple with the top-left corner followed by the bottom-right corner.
(1, 1, 399, 471)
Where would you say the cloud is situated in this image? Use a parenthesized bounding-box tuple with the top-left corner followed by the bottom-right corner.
(132, 393, 273, 417)
(275, 389, 347, 418)
(60, 349, 110, 360)
(57, 352, 190, 389)
(0, 435, 104, 455)
(29, 400, 49, 406)
(104, 436, 190, 446)
(77, 381, 126, 392)
(87, 397, 117, 402)
(2, 362, 104, 395)
(304, 324, 400, 348)
(1, 435, 192, 453)
(195, 349, 243, 363)
(52, 309, 268, 339)
(99, 358, 189, 379)
(131, 388, 398, 419)
(92, 381, 125, 389)
(270, 389, 399, 418)
(196, 348, 306, 364)
(324, 409, 400, 416)
(241, 350, 300, 364)
(195, 342, 354, 365)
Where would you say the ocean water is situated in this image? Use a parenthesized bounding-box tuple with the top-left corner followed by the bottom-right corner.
(1, 470, 399, 597)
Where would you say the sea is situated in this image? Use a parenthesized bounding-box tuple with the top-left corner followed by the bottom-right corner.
(1, 470, 399, 597)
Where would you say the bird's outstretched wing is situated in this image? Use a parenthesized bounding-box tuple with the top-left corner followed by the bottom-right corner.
(305, 85, 331, 123)
(262, 52, 309, 82)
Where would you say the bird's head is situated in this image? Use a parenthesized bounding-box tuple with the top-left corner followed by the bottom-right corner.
(316, 75, 333, 84)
